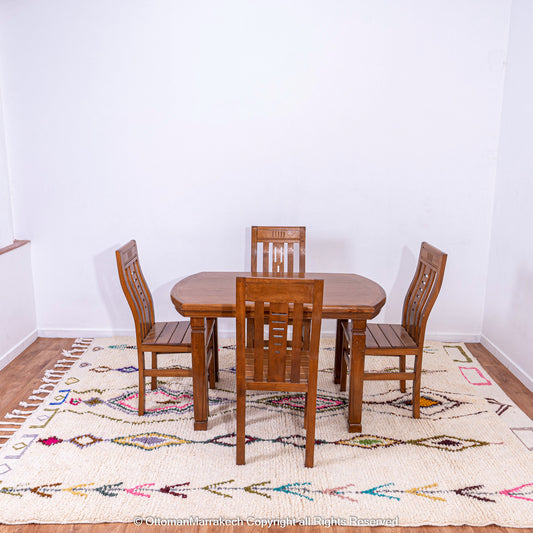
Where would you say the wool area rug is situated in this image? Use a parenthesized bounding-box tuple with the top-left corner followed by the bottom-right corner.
(0, 338, 531, 527)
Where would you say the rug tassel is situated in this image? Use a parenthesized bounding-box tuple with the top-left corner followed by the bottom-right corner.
(19, 401, 40, 408)
(45, 369, 66, 376)
(66, 349, 86, 355)
(34, 384, 55, 392)
(9, 409, 34, 416)
(45, 370, 68, 377)
(61, 349, 80, 357)
(0, 421, 23, 426)
(29, 394, 47, 400)
(5, 412, 32, 419)
(42, 377, 61, 384)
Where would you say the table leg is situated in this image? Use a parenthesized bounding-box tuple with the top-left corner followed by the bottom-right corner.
(334, 319, 344, 384)
(348, 319, 366, 433)
(191, 316, 208, 431)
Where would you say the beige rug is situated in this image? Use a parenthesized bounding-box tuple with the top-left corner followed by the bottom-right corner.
(0, 338, 531, 526)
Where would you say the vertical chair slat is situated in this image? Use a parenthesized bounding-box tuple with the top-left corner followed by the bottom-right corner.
(291, 302, 304, 383)
(415, 268, 436, 342)
(254, 301, 265, 381)
(263, 243, 269, 274)
(403, 261, 425, 341)
(267, 302, 289, 382)
(287, 243, 294, 273)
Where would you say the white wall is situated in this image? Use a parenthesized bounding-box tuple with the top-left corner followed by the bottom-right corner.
(0, 85, 13, 249)
(482, 0, 533, 389)
(0, 243, 37, 368)
(0, 1, 510, 339)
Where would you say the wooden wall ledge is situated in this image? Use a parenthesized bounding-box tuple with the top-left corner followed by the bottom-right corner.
(0, 239, 30, 257)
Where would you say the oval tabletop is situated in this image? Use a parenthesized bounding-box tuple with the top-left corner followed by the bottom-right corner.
(171, 271, 386, 320)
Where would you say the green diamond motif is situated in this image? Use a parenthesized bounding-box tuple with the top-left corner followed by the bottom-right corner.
(336, 434, 400, 448)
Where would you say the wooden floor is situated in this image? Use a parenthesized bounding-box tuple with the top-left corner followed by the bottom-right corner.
(0, 338, 531, 533)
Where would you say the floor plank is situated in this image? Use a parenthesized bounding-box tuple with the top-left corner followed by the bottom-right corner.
(0, 338, 531, 532)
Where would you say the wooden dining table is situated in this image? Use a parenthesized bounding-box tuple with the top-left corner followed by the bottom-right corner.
(171, 271, 386, 432)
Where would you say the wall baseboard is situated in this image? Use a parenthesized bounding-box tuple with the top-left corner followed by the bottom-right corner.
(38, 328, 136, 338)
(480, 334, 533, 392)
(0, 329, 38, 371)
(425, 333, 481, 343)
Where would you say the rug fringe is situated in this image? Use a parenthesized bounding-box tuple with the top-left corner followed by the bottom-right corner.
(4, 411, 32, 419)
(33, 384, 55, 392)
(18, 401, 41, 408)
(0, 338, 93, 444)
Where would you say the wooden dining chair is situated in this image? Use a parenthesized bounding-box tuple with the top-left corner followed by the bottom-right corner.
(236, 277, 324, 468)
(337, 242, 447, 418)
(251, 226, 306, 274)
(116, 240, 218, 416)
(250, 226, 309, 349)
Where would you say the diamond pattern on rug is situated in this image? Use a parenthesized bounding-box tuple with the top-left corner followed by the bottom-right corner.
(112, 432, 190, 450)
(364, 387, 479, 418)
(0, 338, 531, 527)
(254, 393, 347, 413)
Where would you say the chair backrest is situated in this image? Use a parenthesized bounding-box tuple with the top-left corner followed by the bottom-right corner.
(251, 226, 306, 274)
(401, 242, 447, 345)
(236, 277, 323, 384)
(116, 240, 155, 345)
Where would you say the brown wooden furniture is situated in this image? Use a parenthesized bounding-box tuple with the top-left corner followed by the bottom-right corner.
(336, 242, 447, 419)
(116, 240, 218, 416)
(171, 271, 386, 431)
(251, 226, 306, 274)
(250, 226, 308, 347)
(236, 277, 324, 467)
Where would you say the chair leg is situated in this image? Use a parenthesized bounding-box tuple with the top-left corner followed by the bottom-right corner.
(151, 353, 158, 390)
(236, 387, 246, 465)
(208, 347, 216, 389)
(340, 354, 348, 392)
(213, 318, 219, 382)
(412, 351, 424, 418)
(399, 355, 406, 393)
(303, 393, 308, 429)
(138, 350, 146, 416)
(334, 320, 344, 384)
(305, 388, 317, 468)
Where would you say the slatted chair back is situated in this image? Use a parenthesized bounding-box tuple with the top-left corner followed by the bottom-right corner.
(401, 242, 447, 345)
(237, 277, 323, 384)
(251, 226, 306, 274)
(116, 240, 155, 347)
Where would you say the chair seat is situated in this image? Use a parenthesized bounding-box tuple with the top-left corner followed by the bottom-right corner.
(342, 322, 417, 352)
(143, 321, 192, 348)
